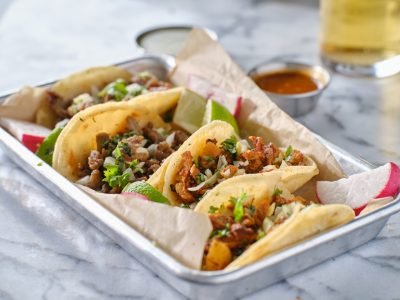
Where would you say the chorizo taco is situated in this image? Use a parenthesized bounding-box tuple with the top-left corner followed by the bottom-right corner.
(52, 89, 189, 193)
(162, 121, 319, 206)
(194, 173, 355, 270)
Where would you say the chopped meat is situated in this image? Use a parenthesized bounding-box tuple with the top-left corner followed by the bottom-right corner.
(220, 223, 257, 249)
(88, 150, 104, 170)
(263, 143, 282, 165)
(143, 122, 164, 144)
(174, 151, 196, 203)
(190, 164, 201, 178)
(154, 141, 173, 161)
(241, 150, 264, 173)
(199, 155, 217, 171)
(148, 163, 160, 174)
(209, 214, 233, 230)
(219, 165, 238, 179)
(172, 130, 189, 149)
(96, 133, 109, 151)
(287, 149, 305, 166)
(126, 117, 143, 135)
(88, 169, 102, 190)
(48, 91, 69, 119)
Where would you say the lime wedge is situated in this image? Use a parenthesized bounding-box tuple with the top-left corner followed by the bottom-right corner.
(122, 181, 170, 204)
(173, 89, 207, 134)
(202, 99, 239, 134)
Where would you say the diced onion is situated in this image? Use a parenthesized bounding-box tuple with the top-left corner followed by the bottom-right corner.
(262, 218, 274, 232)
(236, 139, 251, 155)
(123, 168, 134, 180)
(103, 156, 116, 167)
(205, 169, 212, 177)
(166, 132, 176, 146)
(262, 165, 277, 172)
(147, 144, 157, 156)
(216, 155, 228, 170)
(188, 172, 219, 192)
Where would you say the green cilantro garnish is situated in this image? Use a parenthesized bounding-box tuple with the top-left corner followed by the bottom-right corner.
(230, 193, 247, 222)
(195, 173, 206, 184)
(103, 164, 130, 189)
(221, 136, 237, 157)
(284, 145, 293, 160)
(208, 206, 219, 214)
(98, 79, 128, 101)
(37, 162, 43, 167)
(273, 187, 283, 197)
(203, 155, 215, 162)
(180, 203, 191, 209)
(129, 159, 144, 174)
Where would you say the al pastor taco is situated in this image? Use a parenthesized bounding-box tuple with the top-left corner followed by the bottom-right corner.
(194, 173, 355, 270)
(162, 121, 319, 206)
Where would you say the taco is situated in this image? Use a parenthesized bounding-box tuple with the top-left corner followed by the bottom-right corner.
(52, 89, 190, 193)
(162, 121, 319, 206)
(36, 66, 172, 129)
(194, 173, 355, 270)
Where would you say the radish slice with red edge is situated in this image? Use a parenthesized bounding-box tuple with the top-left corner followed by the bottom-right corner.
(316, 162, 400, 215)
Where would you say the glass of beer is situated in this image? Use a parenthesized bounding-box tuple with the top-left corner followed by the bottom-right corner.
(320, 0, 400, 77)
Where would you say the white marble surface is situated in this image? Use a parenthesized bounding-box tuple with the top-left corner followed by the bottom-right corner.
(0, 0, 400, 299)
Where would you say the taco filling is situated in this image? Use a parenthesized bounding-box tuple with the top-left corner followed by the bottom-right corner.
(50, 72, 172, 119)
(77, 117, 188, 193)
(171, 135, 306, 204)
(203, 190, 313, 270)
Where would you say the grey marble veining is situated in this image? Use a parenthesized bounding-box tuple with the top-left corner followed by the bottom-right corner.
(0, 0, 400, 299)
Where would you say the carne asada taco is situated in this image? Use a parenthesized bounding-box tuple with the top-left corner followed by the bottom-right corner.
(195, 173, 355, 270)
(162, 121, 319, 206)
(52, 91, 189, 193)
(36, 66, 173, 129)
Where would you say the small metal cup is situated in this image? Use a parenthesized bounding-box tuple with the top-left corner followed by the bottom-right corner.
(135, 25, 218, 57)
(248, 61, 331, 117)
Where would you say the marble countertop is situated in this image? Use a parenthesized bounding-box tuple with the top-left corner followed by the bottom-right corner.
(1, 0, 400, 299)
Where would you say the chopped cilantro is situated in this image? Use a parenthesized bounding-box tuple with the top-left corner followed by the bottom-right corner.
(98, 79, 128, 101)
(37, 162, 43, 167)
(103, 164, 130, 189)
(129, 159, 144, 174)
(247, 204, 256, 216)
(273, 187, 283, 197)
(180, 203, 191, 209)
(284, 145, 293, 160)
(211, 227, 230, 238)
(203, 155, 214, 162)
(221, 136, 237, 157)
(195, 173, 206, 184)
(208, 206, 219, 214)
(230, 193, 247, 222)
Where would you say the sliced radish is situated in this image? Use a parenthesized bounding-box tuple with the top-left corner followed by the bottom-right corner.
(121, 191, 149, 201)
(21, 134, 46, 152)
(0, 118, 51, 152)
(316, 162, 400, 215)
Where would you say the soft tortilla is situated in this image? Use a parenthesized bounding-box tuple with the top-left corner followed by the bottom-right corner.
(163, 121, 319, 206)
(195, 172, 355, 269)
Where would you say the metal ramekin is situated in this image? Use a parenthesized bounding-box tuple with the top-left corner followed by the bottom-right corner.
(248, 61, 331, 117)
(135, 25, 218, 57)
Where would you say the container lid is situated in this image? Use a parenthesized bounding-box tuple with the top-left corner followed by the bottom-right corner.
(135, 25, 217, 56)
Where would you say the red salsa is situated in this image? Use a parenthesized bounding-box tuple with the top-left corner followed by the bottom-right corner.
(252, 71, 318, 95)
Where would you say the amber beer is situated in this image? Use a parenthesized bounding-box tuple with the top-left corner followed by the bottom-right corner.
(320, 0, 400, 76)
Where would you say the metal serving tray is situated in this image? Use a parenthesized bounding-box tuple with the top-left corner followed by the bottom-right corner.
(0, 55, 399, 299)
